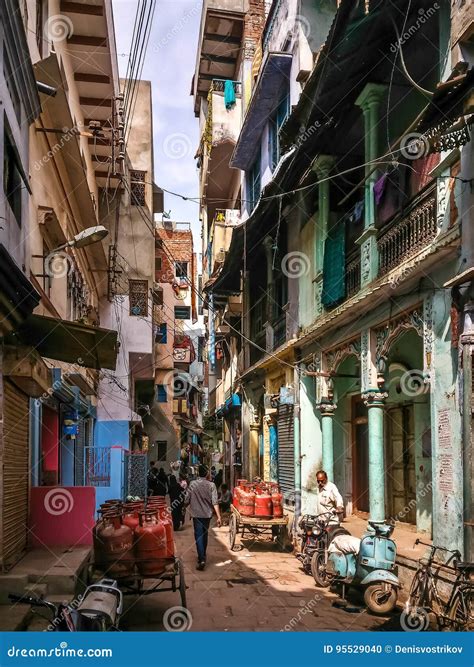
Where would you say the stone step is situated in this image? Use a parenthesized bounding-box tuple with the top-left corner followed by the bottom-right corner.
(0, 574, 29, 605)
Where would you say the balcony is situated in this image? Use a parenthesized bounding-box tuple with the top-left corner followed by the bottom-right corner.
(345, 249, 361, 298)
(193, 1, 245, 115)
(377, 184, 437, 276)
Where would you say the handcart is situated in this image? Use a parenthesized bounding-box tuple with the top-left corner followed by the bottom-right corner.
(229, 505, 288, 552)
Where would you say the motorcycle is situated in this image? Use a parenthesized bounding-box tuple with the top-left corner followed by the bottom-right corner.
(9, 578, 123, 631)
(296, 511, 349, 581)
(313, 520, 400, 615)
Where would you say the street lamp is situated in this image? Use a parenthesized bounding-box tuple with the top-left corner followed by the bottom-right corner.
(54, 225, 109, 252)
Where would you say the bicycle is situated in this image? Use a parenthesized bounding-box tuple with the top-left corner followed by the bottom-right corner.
(404, 539, 474, 631)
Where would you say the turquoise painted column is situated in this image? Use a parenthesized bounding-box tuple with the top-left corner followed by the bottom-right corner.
(355, 83, 386, 286)
(320, 402, 335, 481)
(363, 389, 387, 522)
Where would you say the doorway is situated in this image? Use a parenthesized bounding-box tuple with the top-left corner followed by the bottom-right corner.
(386, 404, 416, 524)
(352, 397, 369, 513)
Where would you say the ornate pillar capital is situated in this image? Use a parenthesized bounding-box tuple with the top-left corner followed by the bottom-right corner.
(318, 400, 337, 416)
(311, 154, 336, 179)
(355, 83, 387, 113)
(362, 389, 388, 407)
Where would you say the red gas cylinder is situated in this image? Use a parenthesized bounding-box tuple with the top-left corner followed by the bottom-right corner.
(92, 510, 105, 568)
(239, 484, 256, 517)
(270, 483, 283, 518)
(134, 512, 168, 575)
(97, 514, 134, 577)
(232, 479, 248, 511)
(149, 497, 174, 557)
(122, 506, 140, 532)
(254, 485, 273, 519)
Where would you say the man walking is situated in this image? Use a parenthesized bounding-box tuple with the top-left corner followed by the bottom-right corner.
(186, 464, 221, 570)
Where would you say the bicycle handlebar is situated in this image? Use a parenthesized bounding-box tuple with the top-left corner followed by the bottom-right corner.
(414, 540, 462, 559)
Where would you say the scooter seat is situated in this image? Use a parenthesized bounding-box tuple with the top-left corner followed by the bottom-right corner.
(455, 561, 474, 572)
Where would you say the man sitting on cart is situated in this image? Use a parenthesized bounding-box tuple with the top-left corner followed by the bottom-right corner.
(186, 464, 222, 571)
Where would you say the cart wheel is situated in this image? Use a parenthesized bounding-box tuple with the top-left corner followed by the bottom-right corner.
(229, 513, 238, 550)
(177, 558, 187, 609)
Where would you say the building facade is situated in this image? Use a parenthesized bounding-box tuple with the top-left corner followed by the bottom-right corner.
(195, 0, 473, 559)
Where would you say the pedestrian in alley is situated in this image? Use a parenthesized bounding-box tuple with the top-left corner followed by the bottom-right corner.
(315, 470, 344, 523)
(154, 467, 169, 497)
(186, 464, 221, 570)
(168, 474, 186, 531)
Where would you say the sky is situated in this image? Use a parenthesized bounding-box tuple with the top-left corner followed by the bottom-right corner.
(112, 0, 202, 242)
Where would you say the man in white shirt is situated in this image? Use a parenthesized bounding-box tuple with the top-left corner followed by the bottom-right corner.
(315, 470, 344, 524)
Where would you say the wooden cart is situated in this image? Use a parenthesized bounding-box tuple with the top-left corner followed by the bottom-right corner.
(229, 505, 288, 551)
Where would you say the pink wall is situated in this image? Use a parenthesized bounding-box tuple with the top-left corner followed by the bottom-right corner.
(42, 407, 59, 472)
(29, 486, 96, 547)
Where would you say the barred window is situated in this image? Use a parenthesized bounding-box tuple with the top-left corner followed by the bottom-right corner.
(130, 170, 146, 206)
(129, 279, 148, 317)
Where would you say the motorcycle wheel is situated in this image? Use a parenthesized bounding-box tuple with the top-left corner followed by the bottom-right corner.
(364, 583, 398, 615)
(311, 551, 333, 588)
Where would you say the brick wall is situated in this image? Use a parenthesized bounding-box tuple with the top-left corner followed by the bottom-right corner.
(155, 227, 193, 284)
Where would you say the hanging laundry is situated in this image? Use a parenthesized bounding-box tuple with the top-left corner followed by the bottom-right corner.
(354, 200, 364, 222)
(374, 172, 388, 205)
(224, 80, 236, 110)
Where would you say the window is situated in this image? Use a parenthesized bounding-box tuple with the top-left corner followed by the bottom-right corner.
(129, 279, 148, 317)
(155, 322, 167, 344)
(155, 256, 162, 272)
(130, 170, 146, 206)
(174, 305, 190, 320)
(156, 384, 167, 402)
(175, 261, 188, 278)
(246, 151, 261, 213)
(268, 90, 290, 171)
(156, 441, 167, 462)
(3, 125, 23, 225)
(3, 48, 21, 121)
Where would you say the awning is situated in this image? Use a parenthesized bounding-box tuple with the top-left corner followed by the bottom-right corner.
(174, 417, 203, 434)
(231, 52, 292, 170)
(6, 314, 118, 370)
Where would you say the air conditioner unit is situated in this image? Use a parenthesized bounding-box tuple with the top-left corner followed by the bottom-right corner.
(264, 393, 279, 414)
(152, 283, 163, 305)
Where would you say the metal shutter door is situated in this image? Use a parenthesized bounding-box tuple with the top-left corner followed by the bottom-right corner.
(2, 381, 29, 570)
(277, 403, 294, 500)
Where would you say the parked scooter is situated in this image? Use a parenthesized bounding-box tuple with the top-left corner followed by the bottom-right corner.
(297, 511, 349, 579)
(9, 578, 123, 631)
(313, 520, 400, 615)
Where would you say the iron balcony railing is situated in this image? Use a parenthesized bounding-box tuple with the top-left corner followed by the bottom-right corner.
(345, 249, 361, 298)
(377, 183, 437, 276)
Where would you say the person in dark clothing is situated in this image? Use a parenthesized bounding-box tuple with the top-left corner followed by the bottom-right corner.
(168, 475, 186, 531)
(154, 467, 168, 497)
(214, 469, 223, 490)
(147, 461, 156, 496)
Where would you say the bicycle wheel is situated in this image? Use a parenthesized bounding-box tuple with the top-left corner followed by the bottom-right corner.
(447, 590, 474, 631)
(408, 570, 428, 609)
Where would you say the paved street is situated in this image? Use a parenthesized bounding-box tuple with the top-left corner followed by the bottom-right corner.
(120, 518, 398, 632)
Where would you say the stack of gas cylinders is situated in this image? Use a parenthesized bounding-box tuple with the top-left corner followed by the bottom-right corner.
(232, 480, 283, 519)
(92, 498, 175, 578)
